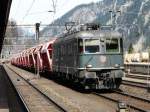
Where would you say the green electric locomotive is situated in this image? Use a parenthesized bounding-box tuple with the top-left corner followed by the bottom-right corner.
(52, 24, 124, 89)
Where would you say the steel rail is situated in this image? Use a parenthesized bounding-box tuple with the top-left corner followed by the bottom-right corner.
(122, 80, 147, 89)
(93, 91, 150, 112)
(2, 65, 31, 112)
(5, 64, 67, 112)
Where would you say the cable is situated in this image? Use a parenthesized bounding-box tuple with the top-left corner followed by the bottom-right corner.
(47, 0, 58, 24)
(22, 0, 36, 22)
(48, 0, 57, 14)
(51, 0, 57, 13)
(27, 10, 51, 15)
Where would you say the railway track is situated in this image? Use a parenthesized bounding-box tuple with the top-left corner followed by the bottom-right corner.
(122, 80, 148, 89)
(125, 73, 149, 80)
(123, 73, 150, 89)
(5, 65, 67, 112)
(93, 90, 150, 112)
(5, 64, 150, 112)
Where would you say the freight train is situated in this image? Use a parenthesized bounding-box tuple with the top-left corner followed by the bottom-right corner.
(11, 24, 124, 89)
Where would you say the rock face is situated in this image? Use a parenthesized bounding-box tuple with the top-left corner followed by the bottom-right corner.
(41, 0, 150, 52)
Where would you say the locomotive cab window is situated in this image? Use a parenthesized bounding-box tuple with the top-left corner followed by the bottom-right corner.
(120, 38, 123, 52)
(78, 39, 83, 53)
(84, 39, 100, 53)
(106, 38, 119, 53)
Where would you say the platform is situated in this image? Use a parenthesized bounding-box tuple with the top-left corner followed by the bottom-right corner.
(0, 65, 9, 112)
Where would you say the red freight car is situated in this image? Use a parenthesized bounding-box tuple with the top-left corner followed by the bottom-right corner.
(33, 44, 43, 72)
(40, 39, 56, 72)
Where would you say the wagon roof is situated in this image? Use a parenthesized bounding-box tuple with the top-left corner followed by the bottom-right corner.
(41, 38, 56, 53)
(34, 44, 43, 54)
(29, 47, 36, 54)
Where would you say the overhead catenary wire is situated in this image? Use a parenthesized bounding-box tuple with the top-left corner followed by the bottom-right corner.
(48, 0, 58, 25)
(27, 10, 53, 15)
(22, 0, 36, 23)
(51, 0, 57, 13)
(33, 0, 57, 26)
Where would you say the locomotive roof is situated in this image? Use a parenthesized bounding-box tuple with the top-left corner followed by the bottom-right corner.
(55, 30, 122, 43)
(77, 30, 122, 38)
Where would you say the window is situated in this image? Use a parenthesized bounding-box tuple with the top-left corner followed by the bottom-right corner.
(120, 38, 123, 52)
(84, 39, 100, 53)
(78, 39, 83, 53)
(106, 38, 119, 53)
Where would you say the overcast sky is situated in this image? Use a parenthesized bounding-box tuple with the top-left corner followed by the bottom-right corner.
(9, 0, 101, 25)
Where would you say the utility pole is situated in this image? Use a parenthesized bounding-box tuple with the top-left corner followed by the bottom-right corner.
(35, 23, 40, 78)
(109, 10, 121, 29)
(108, 0, 121, 29)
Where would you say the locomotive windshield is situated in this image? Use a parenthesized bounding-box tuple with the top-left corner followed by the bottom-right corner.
(106, 38, 119, 53)
(78, 38, 121, 54)
(78, 39, 83, 53)
(84, 39, 100, 53)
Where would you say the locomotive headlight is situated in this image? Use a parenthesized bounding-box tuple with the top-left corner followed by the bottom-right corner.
(86, 64, 93, 68)
(100, 56, 107, 63)
(114, 64, 120, 68)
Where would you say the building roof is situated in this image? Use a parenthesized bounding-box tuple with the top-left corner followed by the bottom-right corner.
(0, 0, 12, 53)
